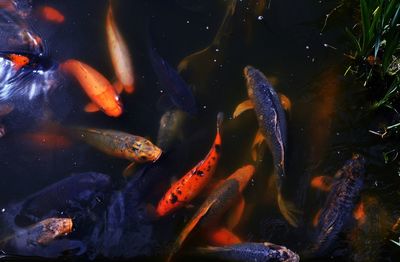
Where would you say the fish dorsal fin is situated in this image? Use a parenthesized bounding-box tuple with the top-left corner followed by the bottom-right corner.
(226, 195, 245, 230)
(233, 99, 254, 118)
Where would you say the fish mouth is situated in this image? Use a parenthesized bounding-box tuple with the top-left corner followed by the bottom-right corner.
(152, 148, 163, 162)
(243, 65, 255, 78)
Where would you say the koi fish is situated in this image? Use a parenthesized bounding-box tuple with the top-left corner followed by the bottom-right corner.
(312, 154, 365, 256)
(0, 218, 73, 247)
(167, 165, 255, 261)
(156, 112, 223, 217)
(195, 242, 300, 262)
(234, 65, 298, 227)
(70, 127, 162, 175)
(148, 30, 197, 115)
(156, 109, 187, 151)
(39, 6, 65, 24)
(106, 4, 134, 94)
(60, 59, 123, 117)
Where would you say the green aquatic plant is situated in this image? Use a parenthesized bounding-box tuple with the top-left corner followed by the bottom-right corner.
(345, 0, 400, 72)
(344, 0, 400, 116)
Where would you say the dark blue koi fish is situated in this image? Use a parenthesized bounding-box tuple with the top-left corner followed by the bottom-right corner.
(235, 65, 297, 227)
(195, 242, 300, 262)
(312, 154, 366, 256)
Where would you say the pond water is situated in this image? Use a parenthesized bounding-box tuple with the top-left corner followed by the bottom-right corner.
(0, 0, 399, 261)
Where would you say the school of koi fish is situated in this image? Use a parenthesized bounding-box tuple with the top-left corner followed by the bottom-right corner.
(0, 0, 399, 261)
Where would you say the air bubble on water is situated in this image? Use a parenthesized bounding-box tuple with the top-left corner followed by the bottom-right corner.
(160, 90, 164, 93)
(257, 16, 264, 21)
(203, 105, 207, 109)
(336, 132, 340, 136)
(213, 59, 217, 62)
(1, 208, 5, 213)
(206, 26, 209, 30)
(186, 20, 190, 24)
(312, 58, 315, 62)
(215, 48, 220, 52)
(306, 45, 310, 50)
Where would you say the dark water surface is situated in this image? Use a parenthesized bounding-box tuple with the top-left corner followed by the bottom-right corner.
(1, 0, 400, 261)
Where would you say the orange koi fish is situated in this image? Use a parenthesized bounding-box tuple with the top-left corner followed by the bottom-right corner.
(167, 165, 255, 261)
(106, 4, 134, 94)
(60, 59, 123, 117)
(39, 6, 65, 24)
(156, 113, 223, 217)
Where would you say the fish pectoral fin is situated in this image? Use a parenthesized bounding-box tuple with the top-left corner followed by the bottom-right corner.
(122, 162, 137, 177)
(226, 195, 245, 230)
(312, 209, 322, 227)
(233, 99, 253, 118)
(353, 202, 366, 224)
(278, 93, 291, 112)
(84, 103, 100, 113)
(310, 175, 333, 192)
(251, 129, 266, 161)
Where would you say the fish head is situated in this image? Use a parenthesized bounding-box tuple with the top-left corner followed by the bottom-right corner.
(37, 218, 73, 244)
(131, 138, 162, 163)
(336, 153, 366, 180)
(229, 165, 255, 192)
(104, 101, 123, 117)
(243, 65, 273, 98)
(263, 242, 300, 262)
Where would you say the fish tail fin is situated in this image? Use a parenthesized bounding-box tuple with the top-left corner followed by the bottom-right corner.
(277, 192, 300, 227)
(216, 112, 224, 133)
(177, 46, 210, 73)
